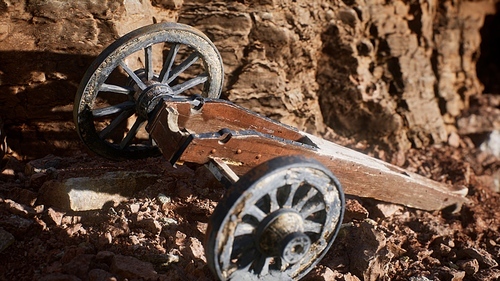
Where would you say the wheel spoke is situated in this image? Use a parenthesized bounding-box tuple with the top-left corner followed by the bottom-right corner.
(293, 187, 318, 211)
(120, 61, 147, 90)
(99, 109, 135, 139)
(166, 52, 200, 84)
(269, 189, 280, 213)
(303, 220, 323, 234)
(144, 45, 153, 81)
(171, 73, 208, 95)
(246, 205, 267, 222)
(91, 101, 135, 118)
(100, 83, 134, 95)
(283, 182, 300, 209)
(160, 43, 180, 83)
(119, 116, 145, 149)
(234, 222, 255, 237)
(301, 203, 325, 219)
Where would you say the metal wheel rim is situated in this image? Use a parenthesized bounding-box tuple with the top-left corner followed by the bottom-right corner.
(206, 155, 345, 281)
(73, 22, 224, 160)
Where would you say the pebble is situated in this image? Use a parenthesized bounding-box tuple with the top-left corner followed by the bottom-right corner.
(110, 254, 157, 280)
(0, 227, 15, 252)
(463, 247, 498, 268)
(156, 193, 171, 204)
(343, 199, 369, 222)
(46, 207, 65, 226)
(129, 203, 140, 214)
(480, 130, 500, 157)
(159, 217, 178, 225)
(87, 269, 116, 281)
(456, 259, 479, 275)
(188, 237, 206, 262)
(136, 218, 162, 235)
(448, 131, 461, 148)
(3, 199, 36, 217)
(62, 254, 94, 280)
(374, 203, 402, 218)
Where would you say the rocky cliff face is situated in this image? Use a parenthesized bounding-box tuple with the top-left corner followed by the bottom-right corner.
(0, 0, 497, 158)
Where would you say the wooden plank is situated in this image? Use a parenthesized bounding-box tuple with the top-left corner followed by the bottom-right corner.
(148, 99, 469, 211)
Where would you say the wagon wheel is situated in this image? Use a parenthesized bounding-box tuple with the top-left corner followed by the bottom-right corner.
(206, 155, 345, 280)
(73, 22, 224, 160)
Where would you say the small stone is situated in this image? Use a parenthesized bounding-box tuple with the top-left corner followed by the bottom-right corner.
(156, 193, 171, 204)
(88, 269, 116, 281)
(107, 221, 129, 238)
(448, 132, 461, 148)
(0, 227, 15, 252)
(159, 217, 178, 225)
(486, 239, 496, 247)
(61, 215, 82, 225)
(456, 259, 479, 275)
(3, 156, 25, 174)
(463, 247, 498, 268)
(475, 174, 500, 193)
(188, 237, 206, 262)
(129, 203, 140, 214)
(32, 205, 44, 214)
(480, 130, 500, 157)
(337, 7, 358, 27)
(137, 218, 162, 235)
(472, 268, 500, 280)
(30, 71, 47, 83)
(8, 187, 38, 206)
(1, 168, 14, 175)
(1, 214, 34, 236)
(3, 199, 35, 217)
(62, 254, 95, 280)
(343, 272, 362, 281)
(436, 243, 453, 257)
(448, 269, 466, 281)
(25, 155, 62, 176)
(343, 198, 369, 222)
(46, 207, 65, 226)
(346, 221, 390, 280)
(96, 251, 115, 265)
(99, 232, 113, 246)
(29, 172, 49, 189)
(374, 203, 402, 218)
(129, 235, 140, 245)
(66, 223, 85, 237)
(110, 255, 157, 280)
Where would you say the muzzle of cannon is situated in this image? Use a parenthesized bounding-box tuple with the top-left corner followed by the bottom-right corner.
(73, 22, 468, 280)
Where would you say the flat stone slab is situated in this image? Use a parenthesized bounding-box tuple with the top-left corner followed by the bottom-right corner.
(38, 171, 160, 211)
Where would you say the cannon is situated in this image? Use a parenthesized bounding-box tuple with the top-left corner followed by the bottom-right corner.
(73, 22, 468, 280)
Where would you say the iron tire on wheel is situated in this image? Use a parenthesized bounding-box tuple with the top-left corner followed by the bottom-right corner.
(206, 155, 345, 281)
(73, 22, 224, 160)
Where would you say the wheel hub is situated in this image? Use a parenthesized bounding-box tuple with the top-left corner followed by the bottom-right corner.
(255, 209, 311, 264)
(136, 83, 173, 119)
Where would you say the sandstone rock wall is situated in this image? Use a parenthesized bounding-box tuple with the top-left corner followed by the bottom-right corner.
(0, 0, 497, 158)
